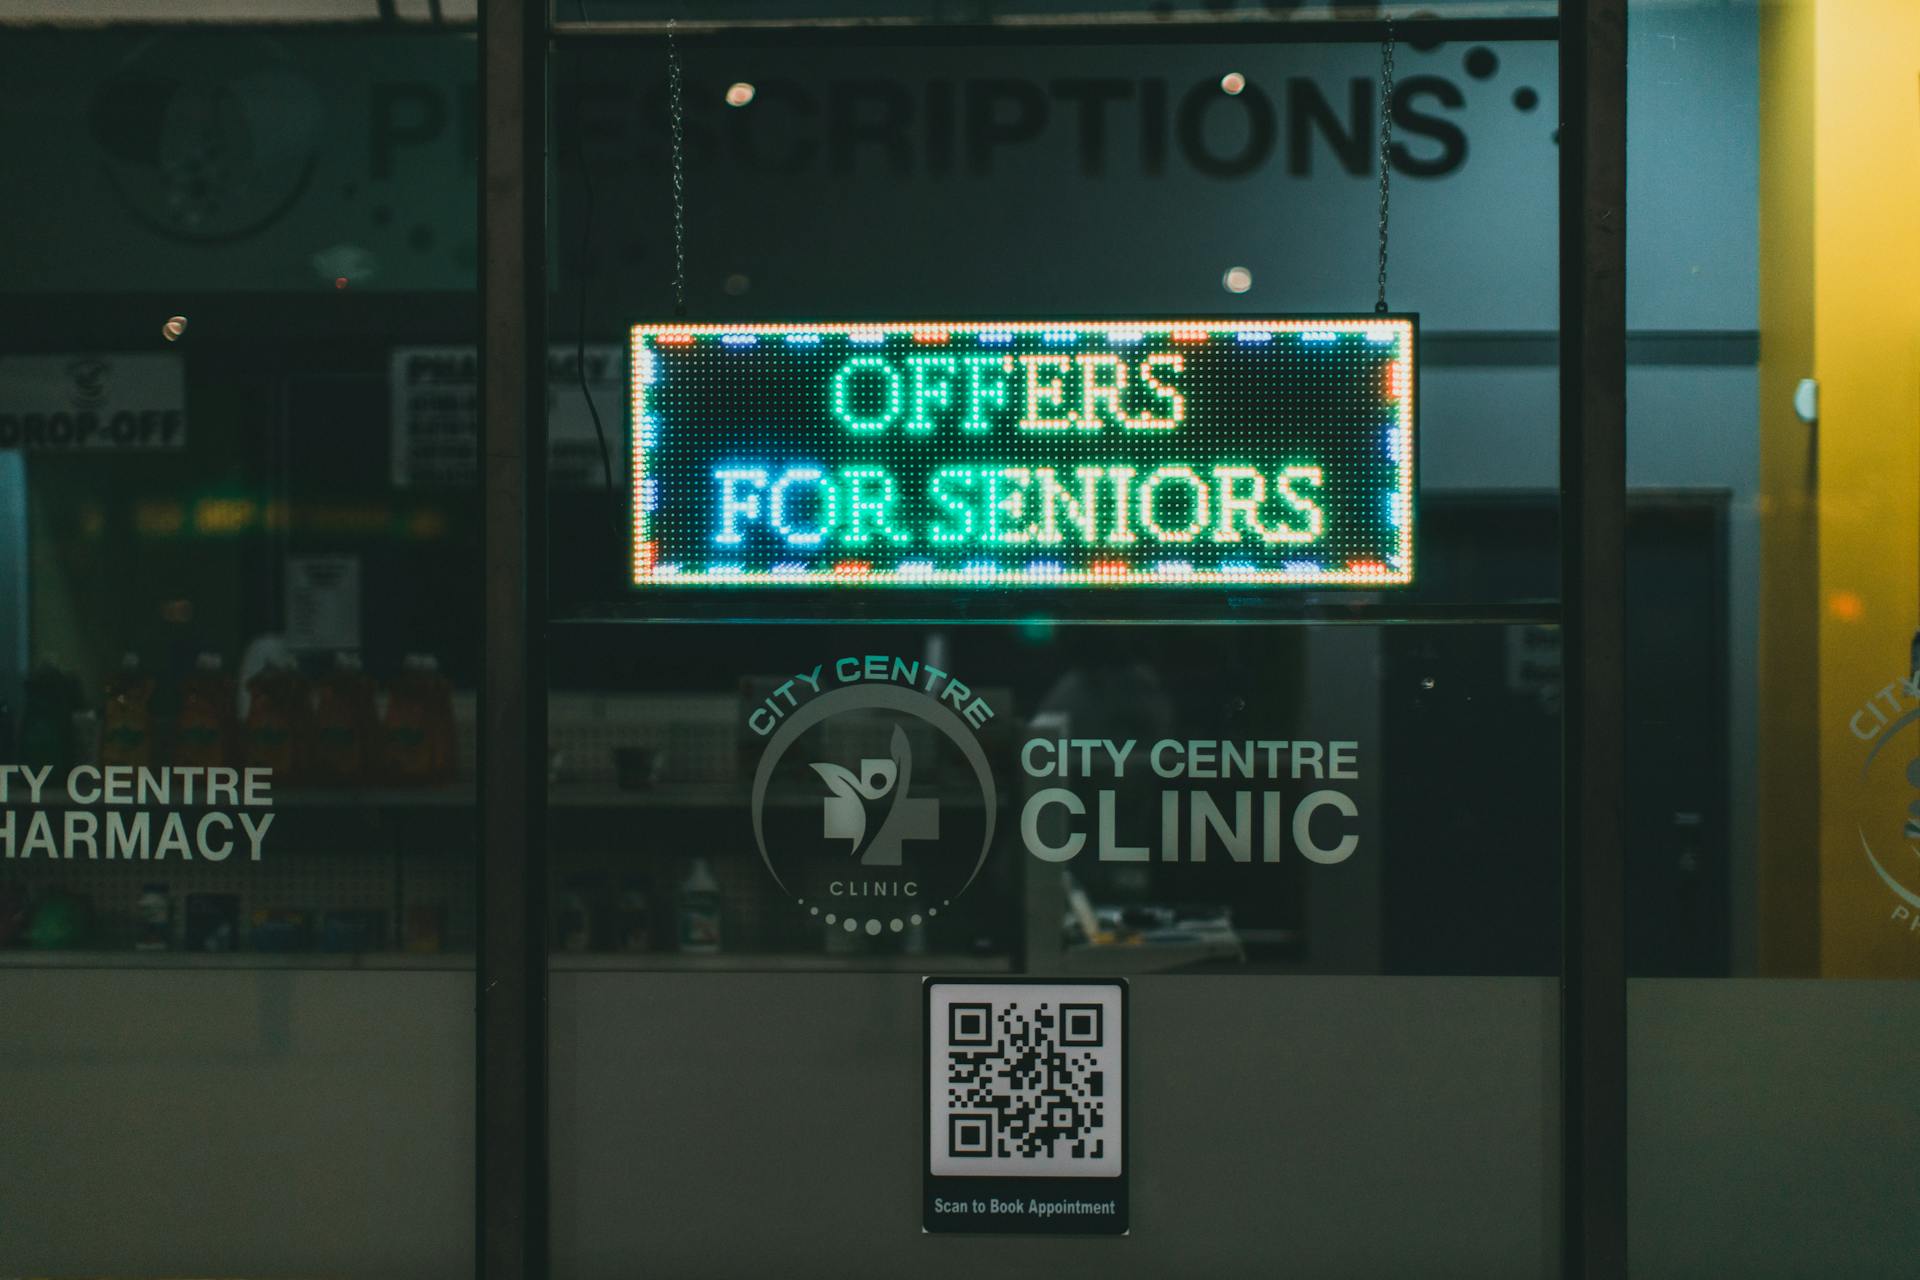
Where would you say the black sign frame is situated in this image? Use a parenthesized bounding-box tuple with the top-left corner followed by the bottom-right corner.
(620, 314, 1418, 623)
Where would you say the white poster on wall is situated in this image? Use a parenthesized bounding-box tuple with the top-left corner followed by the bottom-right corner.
(389, 344, 625, 489)
(0, 353, 186, 451)
(285, 554, 362, 652)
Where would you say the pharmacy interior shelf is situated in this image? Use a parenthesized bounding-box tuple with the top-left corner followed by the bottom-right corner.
(0, 950, 1010, 973)
(0, 948, 476, 971)
(547, 952, 1012, 973)
(12, 784, 983, 811)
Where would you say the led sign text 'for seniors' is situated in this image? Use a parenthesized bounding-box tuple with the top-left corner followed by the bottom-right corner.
(629, 317, 1415, 587)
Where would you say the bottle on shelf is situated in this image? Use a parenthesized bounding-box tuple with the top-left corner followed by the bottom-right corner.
(403, 902, 445, 954)
(172, 652, 237, 769)
(382, 654, 456, 786)
(135, 882, 171, 951)
(25, 889, 90, 950)
(310, 652, 377, 785)
(18, 662, 81, 776)
(615, 874, 653, 953)
(558, 871, 607, 953)
(677, 856, 723, 955)
(184, 893, 238, 952)
(419, 655, 456, 784)
(243, 662, 309, 781)
(100, 652, 156, 769)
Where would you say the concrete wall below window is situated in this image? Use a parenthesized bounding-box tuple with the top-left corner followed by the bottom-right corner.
(550, 973, 1562, 1279)
(1629, 979, 1920, 1279)
(0, 965, 474, 1279)
(6, 970, 1917, 1277)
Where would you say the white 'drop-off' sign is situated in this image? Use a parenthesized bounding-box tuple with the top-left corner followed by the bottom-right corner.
(0, 354, 186, 452)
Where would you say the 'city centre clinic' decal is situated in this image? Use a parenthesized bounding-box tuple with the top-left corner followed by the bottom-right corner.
(748, 656, 999, 938)
(631, 317, 1415, 587)
(746, 653, 1365, 935)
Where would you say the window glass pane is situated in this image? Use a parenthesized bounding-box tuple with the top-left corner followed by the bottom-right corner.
(1626, 1, 1920, 1274)
(0, 19, 478, 1277)
(548, 21, 1564, 1275)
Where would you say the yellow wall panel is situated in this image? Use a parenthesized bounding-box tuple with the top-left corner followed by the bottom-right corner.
(1813, 0, 1920, 975)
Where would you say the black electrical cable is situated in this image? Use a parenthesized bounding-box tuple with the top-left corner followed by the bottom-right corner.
(574, 142, 615, 495)
(571, 1, 615, 493)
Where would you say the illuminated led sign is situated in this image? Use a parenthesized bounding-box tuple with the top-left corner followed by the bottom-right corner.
(629, 317, 1414, 587)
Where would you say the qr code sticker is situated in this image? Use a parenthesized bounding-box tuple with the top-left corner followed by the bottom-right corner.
(928, 982, 1124, 1177)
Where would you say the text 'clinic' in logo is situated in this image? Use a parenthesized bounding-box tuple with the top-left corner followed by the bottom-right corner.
(748, 658, 997, 936)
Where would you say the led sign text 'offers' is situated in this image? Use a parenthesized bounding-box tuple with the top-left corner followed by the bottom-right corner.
(629, 318, 1414, 587)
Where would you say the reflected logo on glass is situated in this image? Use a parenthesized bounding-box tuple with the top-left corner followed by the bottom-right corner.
(747, 657, 998, 937)
(87, 38, 323, 244)
(1848, 674, 1920, 941)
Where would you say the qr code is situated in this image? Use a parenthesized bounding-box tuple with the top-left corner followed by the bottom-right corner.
(928, 982, 1124, 1177)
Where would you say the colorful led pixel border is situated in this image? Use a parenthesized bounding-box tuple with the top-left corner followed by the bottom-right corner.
(629, 317, 1415, 588)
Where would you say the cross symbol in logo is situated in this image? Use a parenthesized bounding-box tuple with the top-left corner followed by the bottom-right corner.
(813, 724, 940, 866)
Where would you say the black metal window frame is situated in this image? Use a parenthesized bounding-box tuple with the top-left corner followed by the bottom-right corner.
(476, 3, 1627, 1277)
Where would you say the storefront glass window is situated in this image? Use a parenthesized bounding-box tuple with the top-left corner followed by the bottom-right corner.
(1625, 1, 1920, 1274)
(546, 10, 1566, 1273)
(0, 11, 480, 1277)
(20, 3, 1910, 1276)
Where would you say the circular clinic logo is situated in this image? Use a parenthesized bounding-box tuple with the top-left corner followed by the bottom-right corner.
(750, 678, 997, 937)
(88, 36, 323, 245)
(1854, 682, 1920, 916)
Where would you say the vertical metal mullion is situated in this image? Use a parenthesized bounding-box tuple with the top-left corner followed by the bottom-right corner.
(479, 0, 548, 1277)
(1559, 0, 1628, 1277)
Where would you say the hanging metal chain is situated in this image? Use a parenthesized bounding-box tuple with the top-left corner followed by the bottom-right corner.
(667, 19, 688, 316)
(1374, 25, 1395, 314)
